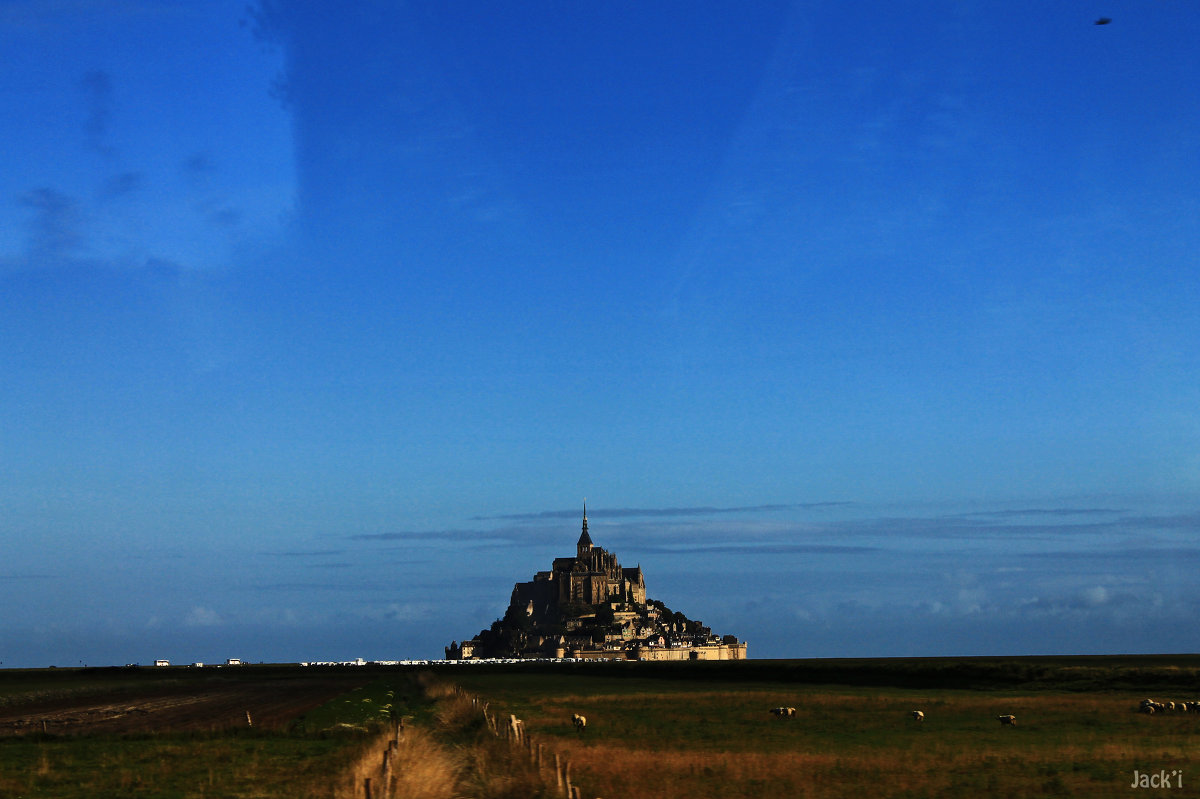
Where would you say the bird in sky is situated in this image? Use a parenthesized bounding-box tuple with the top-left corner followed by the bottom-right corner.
(1095, 17, 1113, 25)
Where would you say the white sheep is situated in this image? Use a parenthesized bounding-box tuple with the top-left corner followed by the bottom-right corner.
(998, 715, 1017, 726)
(572, 713, 587, 732)
(911, 710, 924, 722)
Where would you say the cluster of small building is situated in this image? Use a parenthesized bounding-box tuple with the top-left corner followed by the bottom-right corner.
(299, 657, 651, 667)
(151, 658, 242, 668)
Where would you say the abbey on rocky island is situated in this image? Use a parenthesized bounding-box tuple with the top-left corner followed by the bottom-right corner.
(446, 505, 747, 661)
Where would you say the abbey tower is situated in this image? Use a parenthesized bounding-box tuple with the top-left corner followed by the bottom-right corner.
(446, 505, 745, 661)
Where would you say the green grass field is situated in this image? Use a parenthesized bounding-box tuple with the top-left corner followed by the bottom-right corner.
(0, 666, 427, 799)
(444, 656, 1200, 798)
(1, 657, 1197, 797)
(0, 731, 368, 799)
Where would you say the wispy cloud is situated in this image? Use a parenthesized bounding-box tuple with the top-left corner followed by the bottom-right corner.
(818, 514, 1125, 541)
(250, 581, 400, 592)
(207, 207, 242, 228)
(183, 152, 215, 181)
(1113, 511, 1200, 532)
(348, 529, 528, 553)
(98, 171, 143, 200)
(355, 602, 433, 622)
(243, 578, 446, 590)
(1021, 546, 1200, 561)
(18, 187, 84, 264)
(184, 606, 223, 627)
(80, 69, 115, 156)
(636, 542, 881, 556)
(347, 530, 474, 542)
(258, 549, 347, 557)
(347, 507, 1200, 561)
(952, 508, 1127, 518)
(473, 502, 852, 522)
(1016, 585, 1146, 616)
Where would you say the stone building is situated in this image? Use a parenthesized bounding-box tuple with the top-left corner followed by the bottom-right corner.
(446, 505, 746, 661)
(509, 506, 646, 625)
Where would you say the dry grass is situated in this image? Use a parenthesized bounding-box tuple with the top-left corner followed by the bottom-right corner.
(419, 672, 463, 701)
(338, 726, 463, 799)
(333, 675, 551, 799)
(457, 733, 551, 799)
(434, 692, 487, 733)
(549, 739, 1130, 799)
(451, 674, 1198, 799)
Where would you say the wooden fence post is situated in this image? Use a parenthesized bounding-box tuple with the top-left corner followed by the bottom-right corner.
(363, 776, 372, 799)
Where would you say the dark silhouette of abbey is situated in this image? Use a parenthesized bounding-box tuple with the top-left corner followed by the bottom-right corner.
(446, 505, 746, 661)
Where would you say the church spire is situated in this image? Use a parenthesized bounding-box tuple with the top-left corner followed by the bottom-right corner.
(577, 499, 593, 556)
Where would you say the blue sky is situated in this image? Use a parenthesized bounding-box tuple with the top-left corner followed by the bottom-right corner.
(1, 0, 1198, 667)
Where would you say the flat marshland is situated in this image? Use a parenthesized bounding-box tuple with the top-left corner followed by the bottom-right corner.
(446, 656, 1200, 798)
(0, 665, 546, 798)
(0, 656, 1197, 797)
(0, 665, 418, 798)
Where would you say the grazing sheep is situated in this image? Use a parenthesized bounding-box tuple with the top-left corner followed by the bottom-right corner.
(770, 707, 793, 718)
(998, 715, 1017, 726)
(1140, 700, 1166, 714)
(572, 713, 587, 732)
(786, 707, 796, 717)
(911, 710, 924, 722)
